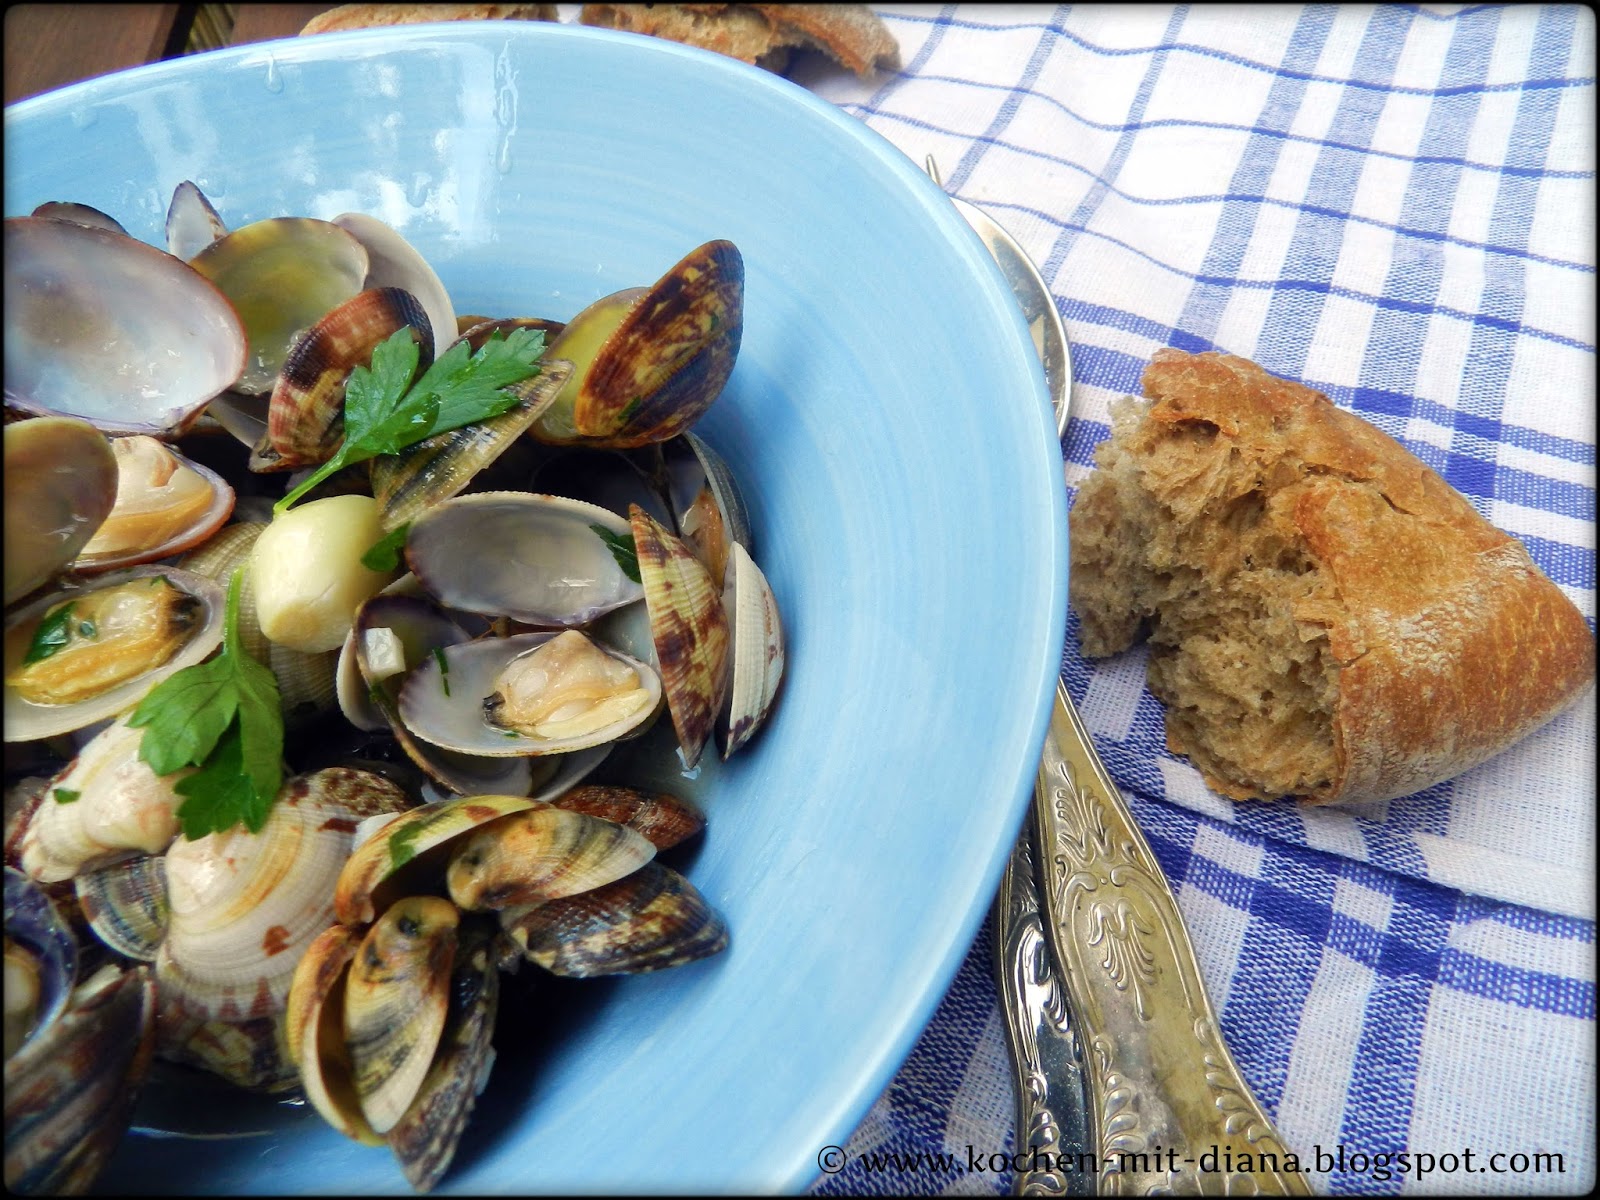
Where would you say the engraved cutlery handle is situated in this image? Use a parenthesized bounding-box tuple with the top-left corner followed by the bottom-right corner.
(1035, 683, 1312, 1195)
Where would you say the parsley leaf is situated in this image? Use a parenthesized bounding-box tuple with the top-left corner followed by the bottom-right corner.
(127, 566, 284, 838)
(591, 524, 641, 583)
(23, 602, 77, 665)
(361, 522, 411, 572)
(52, 788, 80, 805)
(275, 326, 546, 515)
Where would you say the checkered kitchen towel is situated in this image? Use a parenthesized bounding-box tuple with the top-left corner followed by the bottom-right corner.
(799, 5, 1596, 1195)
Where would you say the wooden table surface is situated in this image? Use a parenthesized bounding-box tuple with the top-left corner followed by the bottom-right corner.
(4, 4, 339, 106)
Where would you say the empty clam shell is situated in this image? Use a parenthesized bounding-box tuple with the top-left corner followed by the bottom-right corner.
(504, 861, 727, 977)
(345, 895, 458, 1136)
(444, 806, 656, 911)
(719, 541, 785, 759)
(332, 213, 458, 355)
(188, 217, 369, 395)
(31, 201, 127, 236)
(630, 505, 731, 769)
(3, 417, 118, 607)
(4, 217, 247, 435)
(165, 180, 228, 261)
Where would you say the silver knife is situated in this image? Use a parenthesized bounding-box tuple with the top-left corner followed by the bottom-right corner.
(927, 155, 1311, 1196)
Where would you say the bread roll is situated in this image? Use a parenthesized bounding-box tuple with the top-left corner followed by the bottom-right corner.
(1069, 348, 1595, 806)
(578, 4, 900, 76)
(300, 4, 557, 36)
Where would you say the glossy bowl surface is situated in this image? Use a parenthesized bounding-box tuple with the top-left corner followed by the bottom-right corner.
(3, 21, 1067, 1194)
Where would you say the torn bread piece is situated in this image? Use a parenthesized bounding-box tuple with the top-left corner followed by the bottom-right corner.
(300, 4, 557, 35)
(578, 4, 900, 76)
(1069, 348, 1595, 806)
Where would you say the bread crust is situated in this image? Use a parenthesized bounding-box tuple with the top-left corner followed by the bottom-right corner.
(300, 4, 558, 35)
(578, 4, 900, 76)
(1084, 349, 1595, 806)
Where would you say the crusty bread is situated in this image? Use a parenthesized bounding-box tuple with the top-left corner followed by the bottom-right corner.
(578, 4, 900, 76)
(1070, 348, 1595, 806)
(300, 4, 557, 35)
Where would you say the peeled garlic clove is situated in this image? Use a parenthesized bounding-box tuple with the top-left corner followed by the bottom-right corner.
(252, 494, 400, 653)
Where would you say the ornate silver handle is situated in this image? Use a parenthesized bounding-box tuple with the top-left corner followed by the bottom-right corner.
(1034, 682, 1311, 1195)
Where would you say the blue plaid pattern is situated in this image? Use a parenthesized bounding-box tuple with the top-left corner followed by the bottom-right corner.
(799, 5, 1595, 1194)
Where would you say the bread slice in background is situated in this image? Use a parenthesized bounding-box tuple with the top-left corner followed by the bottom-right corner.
(301, 4, 557, 35)
(578, 4, 901, 76)
(1070, 348, 1595, 807)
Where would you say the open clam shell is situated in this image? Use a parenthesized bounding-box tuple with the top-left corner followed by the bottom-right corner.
(660, 431, 752, 590)
(4, 217, 247, 436)
(188, 217, 369, 395)
(3, 565, 227, 743)
(31, 201, 127, 235)
(630, 506, 731, 769)
(398, 630, 662, 757)
(3, 867, 78, 1061)
(286, 923, 382, 1144)
(71, 436, 236, 574)
(3, 417, 118, 607)
(403, 491, 645, 626)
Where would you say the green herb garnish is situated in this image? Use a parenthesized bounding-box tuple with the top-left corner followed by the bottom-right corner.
(22, 602, 77, 665)
(591, 524, 641, 583)
(388, 820, 426, 872)
(52, 788, 80, 805)
(361, 522, 412, 572)
(431, 646, 451, 697)
(127, 566, 284, 839)
(274, 326, 546, 515)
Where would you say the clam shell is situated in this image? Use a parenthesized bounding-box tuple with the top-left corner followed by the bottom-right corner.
(386, 917, 500, 1192)
(31, 201, 127, 235)
(157, 768, 412, 1022)
(630, 505, 731, 769)
(285, 923, 382, 1143)
(403, 491, 645, 626)
(74, 854, 168, 962)
(445, 806, 656, 911)
(4, 217, 247, 435)
(263, 287, 434, 472)
(551, 783, 705, 851)
(398, 630, 662, 757)
(345, 895, 458, 1135)
(165, 180, 228, 261)
(2, 566, 227, 743)
(332, 213, 458, 355)
(188, 217, 369, 395)
(3, 964, 156, 1196)
(17, 716, 187, 883)
(719, 541, 785, 759)
(504, 861, 727, 977)
(72, 436, 236, 574)
(3, 868, 77, 1060)
(152, 1006, 299, 1093)
(662, 432, 752, 589)
(370, 359, 574, 533)
(333, 794, 537, 927)
(3, 417, 118, 606)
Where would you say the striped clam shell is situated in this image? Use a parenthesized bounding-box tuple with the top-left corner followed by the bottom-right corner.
(550, 784, 705, 851)
(629, 505, 731, 769)
(444, 806, 656, 911)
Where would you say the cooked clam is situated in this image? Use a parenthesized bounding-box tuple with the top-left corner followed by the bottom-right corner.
(72, 436, 236, 573)
(444, 806, 656, 911)
(3, 566, 226, 742)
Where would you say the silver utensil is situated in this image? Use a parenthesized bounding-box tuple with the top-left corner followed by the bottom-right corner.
(926, 155, 1311, 1196)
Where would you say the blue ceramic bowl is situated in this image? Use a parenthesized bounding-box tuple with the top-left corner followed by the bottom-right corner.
(4, 22, 1067, 1194)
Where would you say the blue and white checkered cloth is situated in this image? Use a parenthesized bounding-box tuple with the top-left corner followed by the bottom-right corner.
(797, 5, 1596, 1194)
